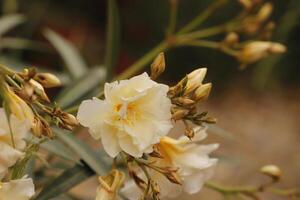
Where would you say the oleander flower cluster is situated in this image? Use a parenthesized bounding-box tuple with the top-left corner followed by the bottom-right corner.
(78, 53, 219, 199)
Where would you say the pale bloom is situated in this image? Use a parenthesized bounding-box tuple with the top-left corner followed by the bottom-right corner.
(77, 73, 173, 157)
(122, 126, 218, 199)
(0, 177, 35, 200)
(0, 108, 31, 179)
(95, 170, 125, 200)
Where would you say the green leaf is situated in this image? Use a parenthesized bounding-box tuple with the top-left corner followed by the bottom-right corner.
(41, 139, 79, 163)
(0, 14, 25, 36)
(44, 29, 88, 79)
(35, 163, 95, 200)
(55, 128, 110, 175)
(0, 37, 46, 50)
(56, 67, 106, 108)
(105, 0, 121, 80)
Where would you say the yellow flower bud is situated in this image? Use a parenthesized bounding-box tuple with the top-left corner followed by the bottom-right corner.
(151, 52, 166, 80)
(184, 68, 207, 95)
(33, 73, 61, 88)
(260, 165, 282, 180)
(96, 170, 125, 200)
(257, 3, 273, 22)
(238, 41, 286, 64)
(194, 83, 212, 102)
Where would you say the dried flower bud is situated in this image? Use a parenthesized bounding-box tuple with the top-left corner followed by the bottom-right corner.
(172, 109, 189, 120)
(257, 3, 273, 23)
(151, 52, 166, 80)
(33, 73, 61, 88)
(185, 128, 195, 139)
(238, 41, 286, 64)
(175, 97, 195, 107)
(1, 83, 34, 124)
(163, 168, 181, 185)
(194, 83, 212, 102)
(32, 117, 53, 138)
(184, 68, 207, 95)
(96, 170, 125, 200)
(260, 165, 282, 180)
(60, 112, 79, 127)
(149, 145, 164, 158)
(29, 79, 50, 102)
(238, 0, 253, 10)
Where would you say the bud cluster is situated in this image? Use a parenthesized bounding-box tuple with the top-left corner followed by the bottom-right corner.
(0, 65, 78, 138)
(169, 68, 215, 139)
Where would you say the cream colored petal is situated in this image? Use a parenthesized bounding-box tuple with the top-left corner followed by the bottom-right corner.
(118, 134, 143, 157)
(0, 177, 35, 199)
(182, 163, 216, 194)
(120, 180, 143, 200)
(100, 124, 122, 158)
(10, 115, 31, 150)
(77, 98, 108, 140)
(0, 141, 23, 177)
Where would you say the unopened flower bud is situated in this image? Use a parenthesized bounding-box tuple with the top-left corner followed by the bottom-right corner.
(29, 79, 50, 103)
(163, 168, 181, 185)
(172, 109, 189, 120)
(194, 83, 212, 102)
(32, 117, 53, 138)
(238, 41, 286, 64)
(185, 128, 195, 139)
(151, 52, 166, 80)
(184, 68, 207, 95)
(176, 97, 195, 107)
(33, 73, 61, 88)
(96, 170, 125, 200)
(224, 32, 239, 46)
(260, 165, 282, 180)
(60, 112, 79, 128)
(257, 3, 273, 22)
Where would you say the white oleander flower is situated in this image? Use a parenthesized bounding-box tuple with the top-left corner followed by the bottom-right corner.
(0, 177, 35, 200)
(0, 108, 31, 179)
(122, 126, 218, 199)
(77, 73, 173, 157)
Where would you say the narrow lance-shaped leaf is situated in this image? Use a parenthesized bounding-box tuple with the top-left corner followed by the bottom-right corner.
(56, 67, 106, 109)
(44, 28, 88, 79)
(35, 163, 95, 200)
(105, 0, 121, 80)
(0, 14, 25, 36)
(55, 128, 110, 175)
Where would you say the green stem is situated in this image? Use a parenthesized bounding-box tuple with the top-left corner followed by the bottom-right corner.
(205, 181, 259, 195)
(116, 41, 168, 80)
(166, 0, 178, 36)
(177, 0, 228, 34)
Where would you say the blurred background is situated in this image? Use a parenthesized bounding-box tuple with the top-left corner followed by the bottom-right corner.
(0, 0, 299, 199)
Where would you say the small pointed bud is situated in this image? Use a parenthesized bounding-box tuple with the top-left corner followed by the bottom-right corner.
(224, 32, 239, 46)
(151, 52, 166, 80)
(96, 170, 125, 200)
(149, 145, 164, 158)
(238, 41, 286, 64)
(260, 165, 282, 180)
(194, 83, 212, 102)
(60, 112, 79, 127)
(184, 68, 207, 95)
(172, 109, 189, 120)
(29, 79, 50, 103)
(33, 73, 61, 88)
(185, 128, 195, 139)
(257, 3, 273, 22)
(163, 169, 181, 185)
(32, 117, 43, 138)
(176, 97, 195, 107)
